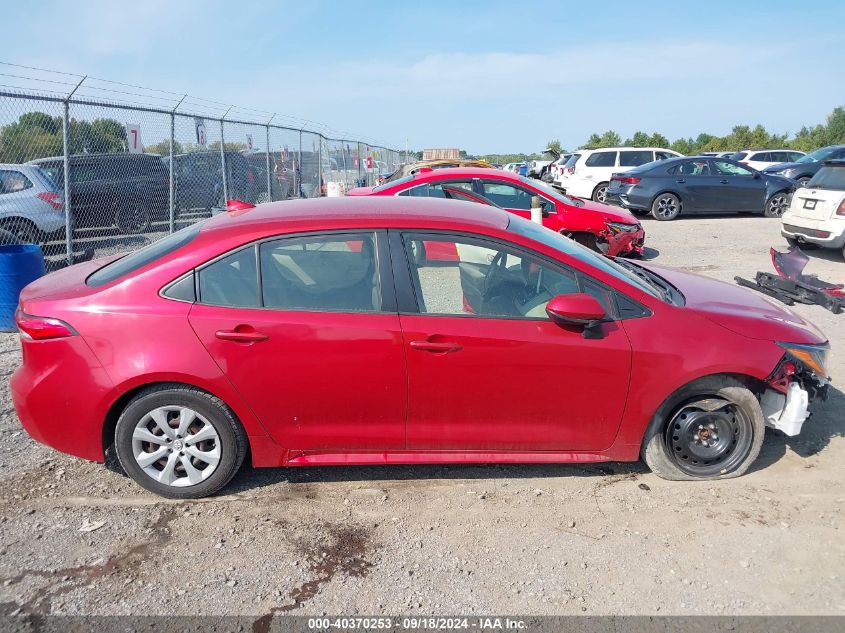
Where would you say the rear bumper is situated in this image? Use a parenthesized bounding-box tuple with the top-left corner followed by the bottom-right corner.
(11, 335, 114, 462)
(781, 219, 845, 249)
(606, 188, 650, 212)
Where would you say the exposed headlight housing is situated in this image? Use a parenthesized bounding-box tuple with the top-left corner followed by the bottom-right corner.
(605, 221, 640, 234)
(777, 342, 830, 378)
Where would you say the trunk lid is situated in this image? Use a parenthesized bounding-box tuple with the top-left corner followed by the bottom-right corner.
(789, 187, 845, 221)
(19, 254, 122, 304)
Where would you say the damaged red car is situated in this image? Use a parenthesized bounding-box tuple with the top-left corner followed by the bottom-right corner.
(347, 167, 645, 257)
(11, 197, 829, 499)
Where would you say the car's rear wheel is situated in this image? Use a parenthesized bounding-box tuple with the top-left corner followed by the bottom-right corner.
(592, 182, 609, 203)
(642, 376, 765, 481)
(115, 385, 248, 499)
(0, 218, 42, 245)
(113, 200, 151, 234)
(764, 192, 791, 218)
(651, 193, 681, 220)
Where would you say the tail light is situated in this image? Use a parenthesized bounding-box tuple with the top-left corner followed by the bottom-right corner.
(567, 167, 575, 175)
(15, 310, 76, 340)
(740, 161, 749, 165)
(837, 199, 845, 216)
(36, 191, 63, 211)
(611, 176, 641, 185)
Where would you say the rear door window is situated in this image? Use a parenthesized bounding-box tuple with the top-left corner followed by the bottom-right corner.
(619, 150, 654, 167)
(198, 247, 260, 307)
(751, 152, 770, 162)
(259, 233, 380, 312)
(585, 152, 617, 167)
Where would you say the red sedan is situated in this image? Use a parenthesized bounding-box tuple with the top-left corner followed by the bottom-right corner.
(12, 197, 829, 498)
(348, 167, 645, 256)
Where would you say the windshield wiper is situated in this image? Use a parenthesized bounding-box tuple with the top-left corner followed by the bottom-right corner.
(613, 259, 673, 302)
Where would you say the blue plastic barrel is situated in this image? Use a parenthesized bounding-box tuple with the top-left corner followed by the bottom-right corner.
(0, 244, 46, 332)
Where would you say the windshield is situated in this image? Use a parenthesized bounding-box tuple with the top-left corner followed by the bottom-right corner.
(516, 175, 583, 206)
(507, 214, 661, 299)
(797, 147, 841, 164)
(807, 166, 845, 190)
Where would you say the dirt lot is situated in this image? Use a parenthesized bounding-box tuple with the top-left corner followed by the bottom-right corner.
(0, 214, 843, 620)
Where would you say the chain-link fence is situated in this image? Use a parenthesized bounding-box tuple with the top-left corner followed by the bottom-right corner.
(0, 63, 411, 268)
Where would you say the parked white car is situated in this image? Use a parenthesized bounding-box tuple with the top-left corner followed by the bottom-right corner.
(554, 152, 582, 187)
(562, 147, 682, 202)
(730, 149, 806, 171)
(0, 164, 65, 245)
(503, 162, 521, 173)
(781, 159, 845, 258)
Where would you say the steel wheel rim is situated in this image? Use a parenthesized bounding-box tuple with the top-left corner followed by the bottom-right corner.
(655, 196, 678, 218)
(665, 398, 753, 477)
(768, 194, 789, 217)
(132, 406, 221, 487)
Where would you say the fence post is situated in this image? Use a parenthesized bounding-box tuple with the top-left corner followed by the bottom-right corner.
(298, 129, 303, 198)
(62, 100, 72, 265)
(169, 112, 175, 233)
(317, 135, 323, 198)
(219, 112, 229, 204)
(265, 125, 272, 202)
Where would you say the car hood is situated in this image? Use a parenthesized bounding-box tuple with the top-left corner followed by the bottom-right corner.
(572, 198, 640, 224)
(347, 186, 375, 196)
(763, 162, 804, 173)
(635, 262, 827, 345)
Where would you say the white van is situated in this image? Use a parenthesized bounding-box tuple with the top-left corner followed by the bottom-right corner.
(563, 147, 682, 202)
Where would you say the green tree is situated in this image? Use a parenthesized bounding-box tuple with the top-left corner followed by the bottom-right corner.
(0, 112, 129, 162)
(145, 139, 184, 155)
(649, 133, 670, 148)
(627, 131, 651, 146)
(545, 139, 562, 154)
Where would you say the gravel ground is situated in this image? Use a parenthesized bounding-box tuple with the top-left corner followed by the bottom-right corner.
(0, 214, 843, 620)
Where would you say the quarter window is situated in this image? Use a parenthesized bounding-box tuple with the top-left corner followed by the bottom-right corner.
(0, 170, 33, 194)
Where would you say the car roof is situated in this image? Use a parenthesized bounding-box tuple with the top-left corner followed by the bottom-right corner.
(201, 196, 510, 237)
(406, 166, 516, 182)
(579, 147, 672, 153)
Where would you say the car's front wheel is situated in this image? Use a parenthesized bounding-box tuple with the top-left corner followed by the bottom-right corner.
(115, 385, 248, 499)
(796, 176, 811, 188)
(642, 376, 765, 481)
(651, 193, 681, 220)
(764, 192, 791, 218)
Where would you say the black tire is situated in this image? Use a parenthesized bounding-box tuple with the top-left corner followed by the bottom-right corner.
(764, 191, 791, 218)
(796, 176, 811, 188)
(642, 376, 765, 481)
(592, 182, 609, 204)
(651, 193, 681, 221)
(113, 199, 151, 234)
(0, 218, 42, 245)
(114, 385, 248, 499)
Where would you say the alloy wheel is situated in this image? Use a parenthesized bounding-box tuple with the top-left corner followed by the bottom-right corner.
(766, 193, 790, 218)
(594, 185, 608, 203)
(653, 195, 679, 219)
(132, 405, 221, 487)
(664, 398, 753, 477)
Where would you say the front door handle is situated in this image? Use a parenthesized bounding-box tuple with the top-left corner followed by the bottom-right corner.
(215, 328, 269, 343)
(410, 340, 463, 354)
(719, 179, 729, 184)
(676, 179, 686, 184)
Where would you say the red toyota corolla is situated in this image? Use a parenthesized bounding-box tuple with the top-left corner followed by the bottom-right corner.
(12, 197, 830, 499)
(348, 167, 645, 256)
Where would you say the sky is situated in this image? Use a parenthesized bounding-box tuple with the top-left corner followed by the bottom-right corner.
(2, 0, 845, 154)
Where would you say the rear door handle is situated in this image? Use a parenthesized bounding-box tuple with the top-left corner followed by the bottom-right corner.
(675, 179, 686, 184)
(719, 179, 729, 184)
(215, 329, 269, 343)
(410, 340, 463, 353)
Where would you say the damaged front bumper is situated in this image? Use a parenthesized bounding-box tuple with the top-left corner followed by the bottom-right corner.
(760, 355, 829, 436)
(603, 224, 645, 257)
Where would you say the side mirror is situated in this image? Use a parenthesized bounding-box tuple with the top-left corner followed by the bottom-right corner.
(546, 293, 607, 338)
(752, 171, 761, 179)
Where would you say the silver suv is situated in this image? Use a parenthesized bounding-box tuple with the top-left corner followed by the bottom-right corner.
(0, 164, 65, 245)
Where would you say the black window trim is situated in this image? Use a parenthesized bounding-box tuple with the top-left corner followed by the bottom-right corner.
(161, 229, 396, 314)
(387, 228, 649, 322)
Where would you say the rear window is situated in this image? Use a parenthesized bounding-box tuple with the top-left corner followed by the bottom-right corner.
(563, 154, 580, 168)
(585, 152, 617, 167)
(87, 223, 202, 287)
(373, 174, 413, 192)
(619, 150, 654, 167)
(807, 166, 845, 190)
